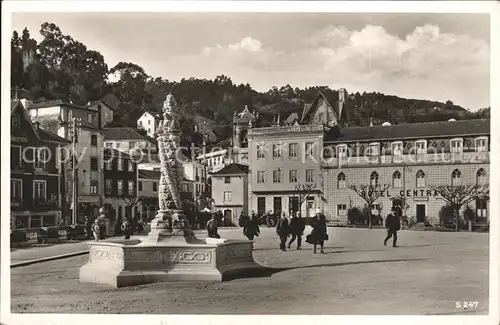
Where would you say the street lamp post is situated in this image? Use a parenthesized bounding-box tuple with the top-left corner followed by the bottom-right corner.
(69, 117, 82, 225)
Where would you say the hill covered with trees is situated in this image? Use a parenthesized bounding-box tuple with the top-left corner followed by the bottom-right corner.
(11, 22, 490, 145)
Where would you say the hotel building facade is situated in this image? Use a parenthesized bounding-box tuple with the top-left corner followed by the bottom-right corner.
(247, 90, 490, 225)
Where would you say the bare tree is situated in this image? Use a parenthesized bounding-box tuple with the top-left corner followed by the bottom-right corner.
(122, 196, 142, 219)
(292, 183, 317, 217)
(429, 184, 489, 232)
(348, 183, 391, 229)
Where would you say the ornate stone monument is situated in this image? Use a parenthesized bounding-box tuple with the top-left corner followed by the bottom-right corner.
(79, 93, 262, 288)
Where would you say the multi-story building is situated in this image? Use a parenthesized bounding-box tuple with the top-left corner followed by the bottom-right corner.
(246, 89, 490, 226)
(210, 163, 249, 225)
(322, 119, 490, 224)
(102, 148, 139, 222)
(11, 100, 71, 228)
(24, 98, 114, 220)
(197, 149, 228, 173)
(137, 110, 163, 138)
(103, 127, 157, 155)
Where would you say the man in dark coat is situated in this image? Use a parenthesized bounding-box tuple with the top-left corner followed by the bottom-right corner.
(288, 212, 305, 250)
(276, 212, 290, 251)
(384, 206, 401, 247)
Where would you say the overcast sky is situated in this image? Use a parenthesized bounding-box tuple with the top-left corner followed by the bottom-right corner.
(11, 12, 490, 110)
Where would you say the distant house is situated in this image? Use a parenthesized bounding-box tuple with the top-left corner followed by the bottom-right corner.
(210, 163, 249, 225)
(102, 127, 157, 155)
(11, 100, 71, 228)
(137, 110, 163, 138)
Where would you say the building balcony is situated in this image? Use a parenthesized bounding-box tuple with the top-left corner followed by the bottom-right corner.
(249, 124, 324, 136)
(321, 151, 490, 168)
(11, 198, 61, 210)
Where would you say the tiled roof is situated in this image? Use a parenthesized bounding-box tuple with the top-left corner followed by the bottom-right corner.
(102, 127, 148, 141)
(324, 119, 490, 143)
(210, 163, 249, 175)
(301, 91, 343, 124)
(38, 128, 70, 143)
(138, 169, 161, 180)
(283, 112, 299, 125)
(143, 110, 163, 118)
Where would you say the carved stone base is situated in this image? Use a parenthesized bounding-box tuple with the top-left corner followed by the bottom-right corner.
(79, 239, 263, 288)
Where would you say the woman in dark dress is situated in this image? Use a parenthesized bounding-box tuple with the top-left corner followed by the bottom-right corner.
(243, 214, 260, 240)
(307, 210, 328, 254)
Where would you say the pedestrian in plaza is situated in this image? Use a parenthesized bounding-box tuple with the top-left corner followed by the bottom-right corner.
(92, 219, 101, 241)
(121, 218, 132, 240)
(243, 213, 260, 241)
(276, 212, 290, 251)
(306, 208, 328, 254)
(207, 213, 220, 239)
(84, 215, 92, 239)
(267, 211, 275, 227)
(288, 212, 305, 250)
(384, 206, 401, 247)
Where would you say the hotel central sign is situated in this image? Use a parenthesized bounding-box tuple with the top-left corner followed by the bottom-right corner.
(362, 189, 440, 198)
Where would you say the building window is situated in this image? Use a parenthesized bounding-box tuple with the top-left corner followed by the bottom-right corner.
(116, 142, 121, 149)
(415, 140, 427, 154)
(371, 204, 380, 216)
(106, 143, 113, 148)
(450, 139, 463, 153)
(139, 121, 143, 127)
(273, 169, 282, 183)
(224, 176, 231, 184)
(306, 169, 314, 182)
(87, 113, 94, 124)
(370, 171, 379, 186)
(105, 179, 112, 195)
(272, 144, 282, 159)
(475, 137, 488, 152)
(337, 144, 347, 162)
(67, 109, 73, 121)
(476, 168, 487, 186)
(289, 170, 298, 183)
(257, 171, 265, 184)
(12, 115, 20, 127)
(128, 180, 134, 196)
(224, 191, 232, 202)
(305, 142, 314, 159)
(257, 144, 265, 159)
(90, 157, 98, 171)
(152, 182, 158, 192)
(289, 143, 298, 159)
(105, 159, 112, 170)
(128, 161, 134, 172)
(11, 146, 21, 169)
(451, 169, 461, 186)
(34, 148, 48, 170)
(476, 198, 488, 221)
(34, 180, 47, 203)
(368, 143, 380, 156)
(117, 158, 123, 171)
(148, 120, 151, 125)
(117, 180, 123, 195)
(337, 204, 347, 217)
(257, 197, 266, 215)
(90, 181, 98, 194)
(11, 179, 22, 201)
(138, 181, 143, 191)
(391, 142, 403, 157)
(317, 112, 324, 123)
(337, 173, 346, 189)
(91, 135, 98, 146)
(129, 141, 136, 149)
(416, 170, 426, 188)
(392, 171, 402, 188)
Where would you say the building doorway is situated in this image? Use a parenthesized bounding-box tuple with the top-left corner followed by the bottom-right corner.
(223, 209, 232, 225)
(306, 197, 315, 217)
(257, 197, 266, 216)
(273, 197, 282, 215)
(289, 196, 299, 216)
(476, 198, 488, 223)
(416, 204, 426, 223)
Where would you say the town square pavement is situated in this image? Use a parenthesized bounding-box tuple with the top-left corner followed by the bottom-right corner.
(10, 227, 489, 315)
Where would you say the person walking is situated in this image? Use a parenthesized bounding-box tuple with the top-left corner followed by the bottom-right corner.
(92, 219, 101, 241)
(276, 212, 290, 251)
(243, 213, 260, 240)
(121, 218, 132, 240)
(306, 209, 328, 254)
(384, 206, 401, 247)
(288, 212, 305, 250)
(207, 213, 220, 239)
(84, 216, 92, 239)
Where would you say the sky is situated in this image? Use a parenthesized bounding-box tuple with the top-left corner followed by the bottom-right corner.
(11, 12, 491, 111)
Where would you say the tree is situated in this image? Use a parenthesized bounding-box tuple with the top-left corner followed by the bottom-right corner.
(122, 196, 142, 220)
(348, 183, 391, 229)
(109, 61, 149, 103)
(292, 183, 317, 217)
(428, 184, 489, 232)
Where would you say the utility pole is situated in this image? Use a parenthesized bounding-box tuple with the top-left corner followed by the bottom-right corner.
(69, 117, 82, 225)
(195, 121, 208, 210)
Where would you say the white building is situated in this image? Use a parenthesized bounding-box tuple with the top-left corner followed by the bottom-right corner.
(102, 127, 157, 155)
(137, 110, 163, 138)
